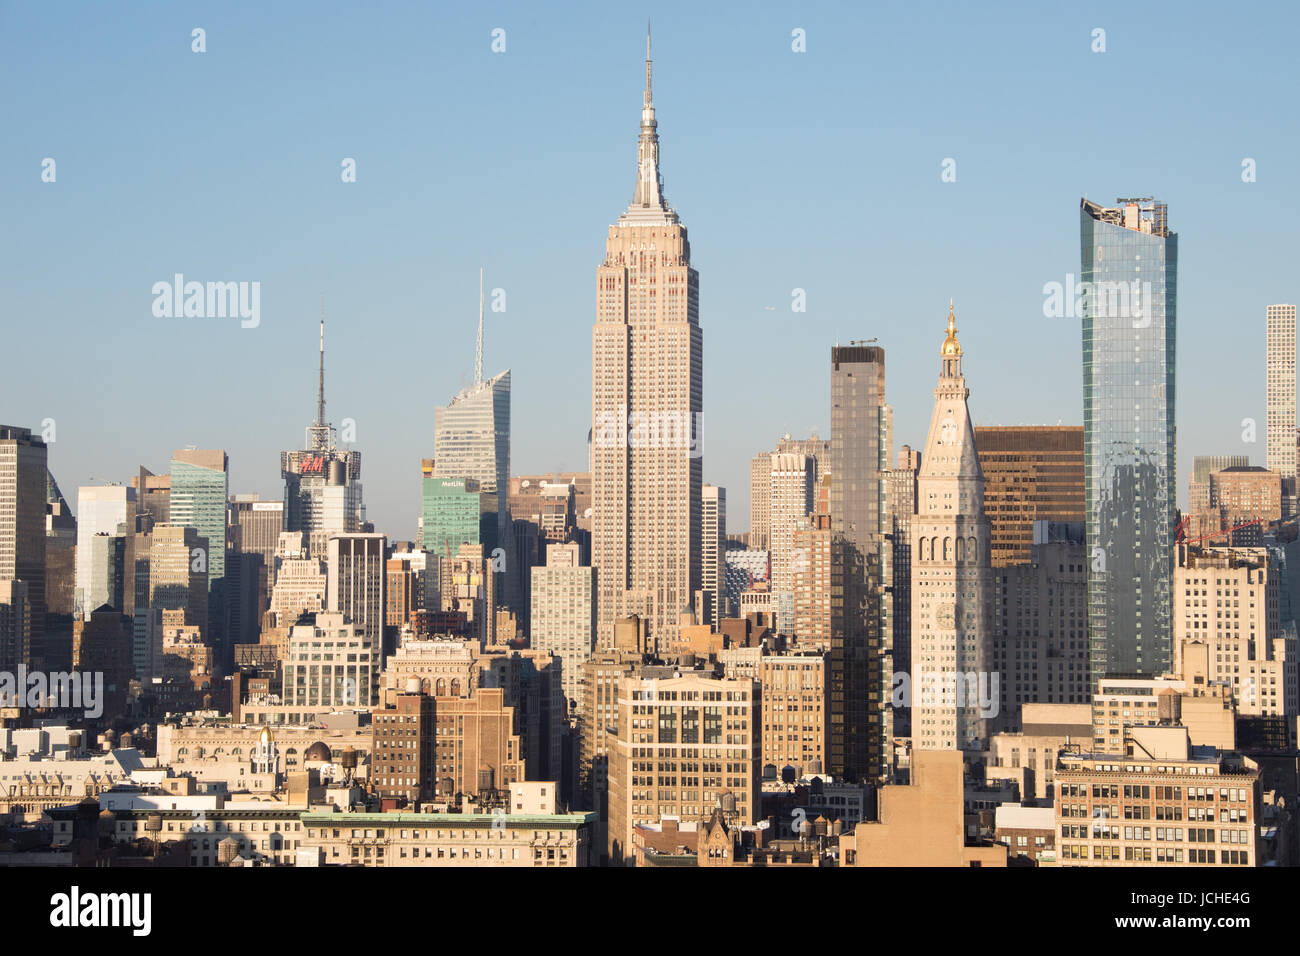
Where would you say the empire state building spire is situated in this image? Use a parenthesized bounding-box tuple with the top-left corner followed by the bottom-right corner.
(630, 22, 668, 213)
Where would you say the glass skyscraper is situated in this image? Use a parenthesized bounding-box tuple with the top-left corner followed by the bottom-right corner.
(432, 369, 511, 543)
(170, 449, 228, 584)
(421, 477, 497, 558)
(1081, 198, 1177, 681)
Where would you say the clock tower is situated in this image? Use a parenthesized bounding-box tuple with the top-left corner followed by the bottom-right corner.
(910, 302, 993, 752)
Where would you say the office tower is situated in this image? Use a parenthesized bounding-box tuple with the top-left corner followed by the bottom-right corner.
(749, 452, 772, 549)
(750, 435, 830, 554)
(777, 433, 831, 478)
(71, 608, 133, 721)
(793, 512, 832, 649)
(479, 647, 566, 787)
(699, 484, 726, 625)
(724, 547, 769, 618)
(75, 485, 133, 617)
(372, 687, 436, 804)
(577, 649, 640, 818)
(605, 671, 760, 865)
(1174, 545, 1296, 719)
(885, 446, 920, 735)
(1188, 454, 1251, 514)
(442, 544, 498, 646)
(170, 449, 228, 584)
(282, 319, 364, 557)
(758, 651, 828, 778)
(44, 470, 78, 655)
(0, 580, 29, 672)
(538, 482, 577, 549)
(148, 525, 209, 631)
(283, 611, 379, 707)
(911, 304, 992, 751)
(512, 474, 592, 534)
(530, 542, 595, 712)
(591, 34, 702, 654)
(171, 448, 229, 663)
(1209, 466, 1282, 524)
(974, 426, 1085, 567)
(228, 496, 283, 644)
(0, 426, 48, 667)
(1081, 197, 1178, 682)
(130, 468, 170, 527)
(1187, 465, 1284, 548)
(421, 477, 497, 557)
(990, 521, 1089, 730)
(1266, 304, 1297, 515)
(267, 532, 327, 629)
(84, 532, 127, 612)
(386, 550, 429, 629)
(769, 453, 814, 635)
(828, 343, 888, 781)
(128, 529, 157, 679)
(326, 532, 387, 658)
(228, 496, 283, 569)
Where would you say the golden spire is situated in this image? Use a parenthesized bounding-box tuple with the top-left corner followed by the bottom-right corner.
(941, 299, 962, 357)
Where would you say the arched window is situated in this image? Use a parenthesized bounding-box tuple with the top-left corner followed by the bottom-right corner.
(956, 537, 965, 561)
(450, 679, 462, 697)
(969, 537, 978, 562)
(943, 537, 952, 561)
(917, 539, 925, 562)
(435, 679, 447, 696)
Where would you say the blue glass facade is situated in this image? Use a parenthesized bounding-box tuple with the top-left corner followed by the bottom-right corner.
(1081, 199, 1177, 681)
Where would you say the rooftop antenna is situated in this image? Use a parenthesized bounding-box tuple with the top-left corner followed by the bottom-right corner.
(306, 297, 334, 452)
(475, 268, 484, 385)
(317, 297, 326, 430)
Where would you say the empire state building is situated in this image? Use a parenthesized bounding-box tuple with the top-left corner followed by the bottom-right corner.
(591, 32, 702, 652)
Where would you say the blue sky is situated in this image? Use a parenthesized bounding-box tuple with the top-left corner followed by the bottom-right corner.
(3, 0, 1296, 535)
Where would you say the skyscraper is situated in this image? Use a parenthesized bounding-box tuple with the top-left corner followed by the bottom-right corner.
(592, 32, 702, 653)
(828, 344, 888, 781)
(911, 304, 992, 751)
(700, 484, 726, 625)
(148, 524, 209, 633)
(170, 449, 228, 583)
(421, 477, 497, 558)
(75, 485, 134, 617)
(1266, 304, 1297, 515)
(171, 448, 229, 661)
(974, 426, 1084, 567)
(326, 532, 387, 660)
(749, 452, 772, 550)
(1081, 197, 1177, 681)
(769, 453, 814, 634)
(432, 371, 511, 548)
(885, 445, 921, 736)
(530, 542, 595, 711)
(0, 425, 47, 665)
(282, 319, 364, 557)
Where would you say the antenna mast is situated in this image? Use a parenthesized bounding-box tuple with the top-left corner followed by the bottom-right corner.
(317, 296, 326, 429)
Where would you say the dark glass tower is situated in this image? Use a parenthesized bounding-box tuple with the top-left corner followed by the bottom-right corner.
(829, 345, 888, 782)
(1081, 198, 1177, 682)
